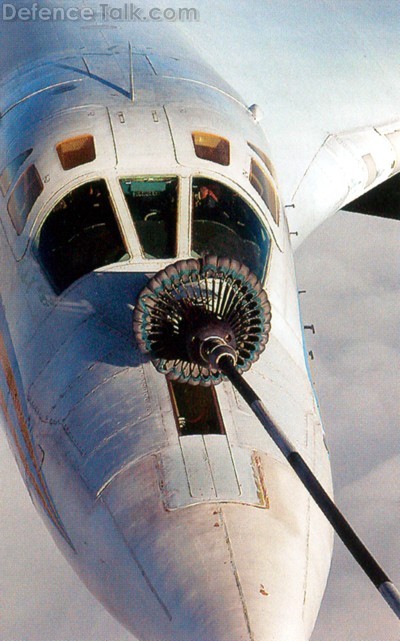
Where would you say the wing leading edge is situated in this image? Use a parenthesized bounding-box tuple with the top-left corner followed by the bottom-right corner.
(288, 121, 400, 249)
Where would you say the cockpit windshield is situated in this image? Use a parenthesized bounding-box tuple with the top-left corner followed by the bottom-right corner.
(35, 179, 127, 294)
(120, 176, 178, 259)
(192, 178, 270, 280)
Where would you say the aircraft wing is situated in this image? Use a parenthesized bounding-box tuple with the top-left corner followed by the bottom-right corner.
(177, 0, 400, 246)
(286, 121, 400, 247)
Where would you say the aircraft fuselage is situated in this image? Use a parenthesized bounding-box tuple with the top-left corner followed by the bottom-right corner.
(0, 8, 333, 640)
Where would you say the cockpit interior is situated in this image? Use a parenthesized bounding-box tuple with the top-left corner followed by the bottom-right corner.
(33, 174, 272, 294)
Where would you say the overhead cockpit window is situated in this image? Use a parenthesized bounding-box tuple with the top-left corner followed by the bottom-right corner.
(249, 159, 280, 225)
(192, 178, 270, 280)
(35, 179, 128, 294)
(0, 148, 33, 196)
(120, 176, 178, 259)
(192, 132, 230, 166)
(7, 164, 43, 235)
(56, 135, 96, 171)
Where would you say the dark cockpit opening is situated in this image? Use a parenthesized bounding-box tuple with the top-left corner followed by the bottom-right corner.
(191, 178, 270, 280)
(34, 179, 128, 294)
(168, 380, 225, 436)
(120, 176, 178, 259)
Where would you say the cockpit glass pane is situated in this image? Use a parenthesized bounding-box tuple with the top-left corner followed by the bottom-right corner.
(57, 135, 96, 171)
(120, 176, 178, 259)
(191, 178, 270, 280)
(249, 159, 280, 225)
(0, 148, 32, 196)
(247, 142, 276, 179)
(192, 132, 230, 166)
(7, 164, 43, 234)
(35, 179, 128, 294)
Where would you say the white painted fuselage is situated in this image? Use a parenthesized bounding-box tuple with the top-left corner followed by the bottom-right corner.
(0, 5, 333, 640)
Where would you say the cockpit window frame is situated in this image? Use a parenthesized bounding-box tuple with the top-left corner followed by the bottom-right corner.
(249, 158, 281, 226)
(119, 174, 181, 262)
(7, 164, 44, 235)
(247, 142, 277, 180)
(0, 148, 33, 197)
(32, 176, 131, 295)
(190, 173, 273, 283)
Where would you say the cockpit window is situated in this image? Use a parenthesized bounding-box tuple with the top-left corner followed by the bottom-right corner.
(120, 176, 178, 259)
(0, 148, 32, 196)
(35, 179, 128, 294)
(247, 142, 276, 179)
(249, 159, 280, 225)
(56, 135, 96, 171)
(8, 164, 43, 235)
(192, 178, 270, 280)
(192, 132, 230, 166)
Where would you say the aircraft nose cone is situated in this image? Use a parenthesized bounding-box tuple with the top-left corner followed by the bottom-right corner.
(101, 457, 254, 641)
(94, 454, 316, 641)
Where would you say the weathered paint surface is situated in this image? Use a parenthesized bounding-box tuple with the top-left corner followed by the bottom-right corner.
(0, 3, 338, 640)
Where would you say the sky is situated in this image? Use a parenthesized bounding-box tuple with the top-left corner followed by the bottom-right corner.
(0, 1, 399, 640)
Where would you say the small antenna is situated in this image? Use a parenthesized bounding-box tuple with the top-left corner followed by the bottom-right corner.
(129, 42, 135, 102)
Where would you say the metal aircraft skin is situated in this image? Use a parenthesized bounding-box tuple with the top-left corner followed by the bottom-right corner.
(0, 2, 398, 639)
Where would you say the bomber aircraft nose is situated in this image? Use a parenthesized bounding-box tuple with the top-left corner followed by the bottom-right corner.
(29, 255, 331, 640)
(88, 451, 321, 641)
